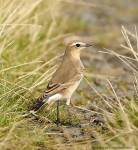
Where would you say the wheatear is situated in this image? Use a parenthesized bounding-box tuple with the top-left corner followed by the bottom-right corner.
(30, 41, 92, 124)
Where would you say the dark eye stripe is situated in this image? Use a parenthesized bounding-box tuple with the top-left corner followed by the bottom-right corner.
(76, 44, 80, 47)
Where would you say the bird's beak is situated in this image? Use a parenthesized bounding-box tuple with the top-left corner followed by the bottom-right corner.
(85, 44, 92, 47)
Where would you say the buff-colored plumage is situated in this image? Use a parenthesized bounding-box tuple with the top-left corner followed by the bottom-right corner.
(31, 41, 92, 124)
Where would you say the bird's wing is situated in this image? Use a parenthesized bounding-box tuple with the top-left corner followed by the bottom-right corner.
(39, 64, 84, 100)
(45, 73, 82, 95)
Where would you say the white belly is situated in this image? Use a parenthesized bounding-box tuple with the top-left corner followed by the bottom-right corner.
(44, 93, 62, 103)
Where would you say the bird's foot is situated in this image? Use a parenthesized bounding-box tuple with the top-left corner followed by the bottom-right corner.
(66, 120, 79, 127)
(68, 122, 79, 127)
(68, 120, 72, 125)
(55, 119, 61, 125)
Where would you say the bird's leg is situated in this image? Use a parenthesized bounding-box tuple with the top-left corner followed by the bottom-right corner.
(67, 105, 71, 125)
(66, 98, 71, 125)
(56, 101, 60, 124)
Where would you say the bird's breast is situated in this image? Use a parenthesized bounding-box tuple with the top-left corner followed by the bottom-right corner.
(62, 77, 82, 99)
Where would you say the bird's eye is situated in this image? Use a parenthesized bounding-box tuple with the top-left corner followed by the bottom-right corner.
(76, 44, 80, 47)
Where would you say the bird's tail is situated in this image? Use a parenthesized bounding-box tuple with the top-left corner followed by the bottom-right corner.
(21, 96, 49, 117)
(30, 97, 49, 114)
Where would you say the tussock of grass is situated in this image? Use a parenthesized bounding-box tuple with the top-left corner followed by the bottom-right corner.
(0, 0, 67, 149)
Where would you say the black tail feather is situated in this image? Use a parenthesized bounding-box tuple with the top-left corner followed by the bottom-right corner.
(31, 96, 49, 112)
(32, 100, 46, 112)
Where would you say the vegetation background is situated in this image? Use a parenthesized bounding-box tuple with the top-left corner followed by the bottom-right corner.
(0, 0, 138, 149)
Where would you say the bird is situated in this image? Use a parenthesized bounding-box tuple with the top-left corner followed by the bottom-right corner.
(30, 41, 92, 124)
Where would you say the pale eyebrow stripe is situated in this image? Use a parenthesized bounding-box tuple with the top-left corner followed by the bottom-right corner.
(71, 42, 84, 46)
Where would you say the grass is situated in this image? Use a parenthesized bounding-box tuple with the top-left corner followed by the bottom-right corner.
(0, 0, 138, 150)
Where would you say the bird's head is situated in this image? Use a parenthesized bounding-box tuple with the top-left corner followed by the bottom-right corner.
(66, 41, 92, 53)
